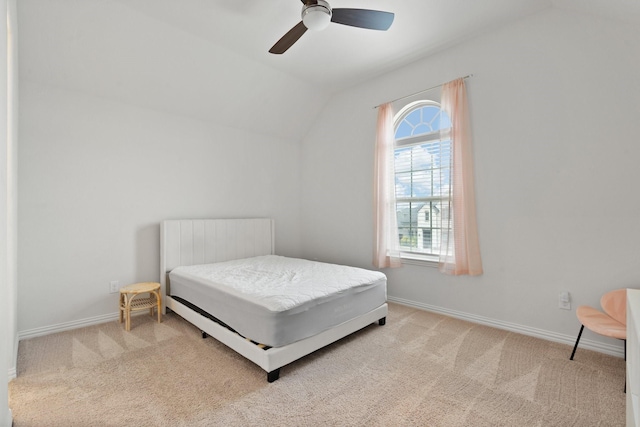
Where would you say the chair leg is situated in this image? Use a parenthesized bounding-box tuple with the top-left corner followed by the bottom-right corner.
(570, 325, 584, 360)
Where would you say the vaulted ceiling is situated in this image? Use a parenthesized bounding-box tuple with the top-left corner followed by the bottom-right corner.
(112, 0, 553, 89)
(18, 0, 638, 141)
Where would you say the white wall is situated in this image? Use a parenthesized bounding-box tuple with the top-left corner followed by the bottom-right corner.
(300, 8, 640, 353)
(2, 0, 18, 423)
(17, 83, 302, 333)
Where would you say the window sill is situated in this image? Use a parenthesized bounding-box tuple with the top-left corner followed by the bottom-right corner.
(400, 253, 439, 268)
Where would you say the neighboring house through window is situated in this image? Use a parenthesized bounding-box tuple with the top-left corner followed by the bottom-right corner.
(393, 101, 451, 262)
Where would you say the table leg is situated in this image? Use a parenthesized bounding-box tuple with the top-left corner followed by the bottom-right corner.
(125, 295, 131, 332)
(119, 293, 123, 323)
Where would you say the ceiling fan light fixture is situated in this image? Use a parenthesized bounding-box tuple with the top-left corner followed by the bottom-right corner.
(269, 1, 393, 55)
(302, 0, 332, 31)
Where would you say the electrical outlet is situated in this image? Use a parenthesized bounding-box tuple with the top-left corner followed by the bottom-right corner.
(109, 280, 120, 294)
(558, 291, 571, 310)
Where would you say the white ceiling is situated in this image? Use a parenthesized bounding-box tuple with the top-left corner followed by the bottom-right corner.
(113, 0, 554, 90)
(18, 0, 638, 141)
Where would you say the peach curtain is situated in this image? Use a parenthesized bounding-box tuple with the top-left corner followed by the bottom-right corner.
(439, 79, 483, 276)
(373, 103, 401, 269)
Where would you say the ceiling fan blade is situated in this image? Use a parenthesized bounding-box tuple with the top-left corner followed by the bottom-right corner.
(269, 21, 308, 54)
(331, 9, 394, 31)
(300, 0, 318, 4)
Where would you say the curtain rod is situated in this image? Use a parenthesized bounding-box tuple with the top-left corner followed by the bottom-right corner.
(373, 74, 473, 109)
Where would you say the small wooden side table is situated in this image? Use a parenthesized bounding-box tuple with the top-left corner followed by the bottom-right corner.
(119, 282, 162, 331)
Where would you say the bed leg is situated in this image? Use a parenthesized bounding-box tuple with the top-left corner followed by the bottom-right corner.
(201, 331, 208, 339)
(378, 317, 386, 326)
(267, 369, 281, 383)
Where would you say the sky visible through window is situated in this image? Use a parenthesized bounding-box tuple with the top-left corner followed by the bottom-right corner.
(395, 104, 450, 139)
(394, 105, 451, 199)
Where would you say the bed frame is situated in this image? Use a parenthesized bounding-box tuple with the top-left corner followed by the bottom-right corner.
(160, 218, 387, 382)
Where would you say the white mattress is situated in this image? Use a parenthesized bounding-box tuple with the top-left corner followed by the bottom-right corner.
(168, 255, 387, 347)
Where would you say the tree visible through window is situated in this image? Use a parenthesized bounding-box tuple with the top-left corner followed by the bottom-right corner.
(394, 101, 451, 258)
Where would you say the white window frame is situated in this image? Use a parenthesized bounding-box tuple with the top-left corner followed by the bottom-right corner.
(393, 101, 452, 267)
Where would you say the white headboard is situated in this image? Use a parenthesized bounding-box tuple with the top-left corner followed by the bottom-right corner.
(160, 218, 275, 301)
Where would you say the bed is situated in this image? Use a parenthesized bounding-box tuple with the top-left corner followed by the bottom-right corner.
(160, 218, 388, 382)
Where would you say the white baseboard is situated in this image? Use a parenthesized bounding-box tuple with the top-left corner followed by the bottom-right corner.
(388, 296, 625, 358)
(8, 335, 18, 381)
(18, 312, 120, 341)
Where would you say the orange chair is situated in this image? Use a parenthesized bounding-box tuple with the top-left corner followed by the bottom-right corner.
(570, 289, 627, 361)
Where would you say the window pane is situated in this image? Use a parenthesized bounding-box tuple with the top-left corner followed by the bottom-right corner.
(422, 229, 433, 251)
(396, 202, 421, 252)
(394, 171, 412, 198)
(435, 168, 450, 196)
(394, 147, 412, 172)
(411, 170, 432, 198)
(411, 146, 432, 169)
(421, 106, 439, 125)
(393, 101, 452, 257)
(413, 124, 431, 135)
(395, 201, 449, 254)
(395, 121, 413, 139)
(405, 110, 421, 127)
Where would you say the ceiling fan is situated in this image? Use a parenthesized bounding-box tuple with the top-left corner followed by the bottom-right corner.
(269, 0, 394, 54)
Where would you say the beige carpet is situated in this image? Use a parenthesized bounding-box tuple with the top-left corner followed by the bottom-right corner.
(9, 303, 625, 426)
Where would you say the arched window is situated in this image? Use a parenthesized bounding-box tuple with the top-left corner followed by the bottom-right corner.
(394, 101, 451, 258)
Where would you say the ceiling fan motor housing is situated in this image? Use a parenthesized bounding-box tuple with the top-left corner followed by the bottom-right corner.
(302, 0, 332, 31)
